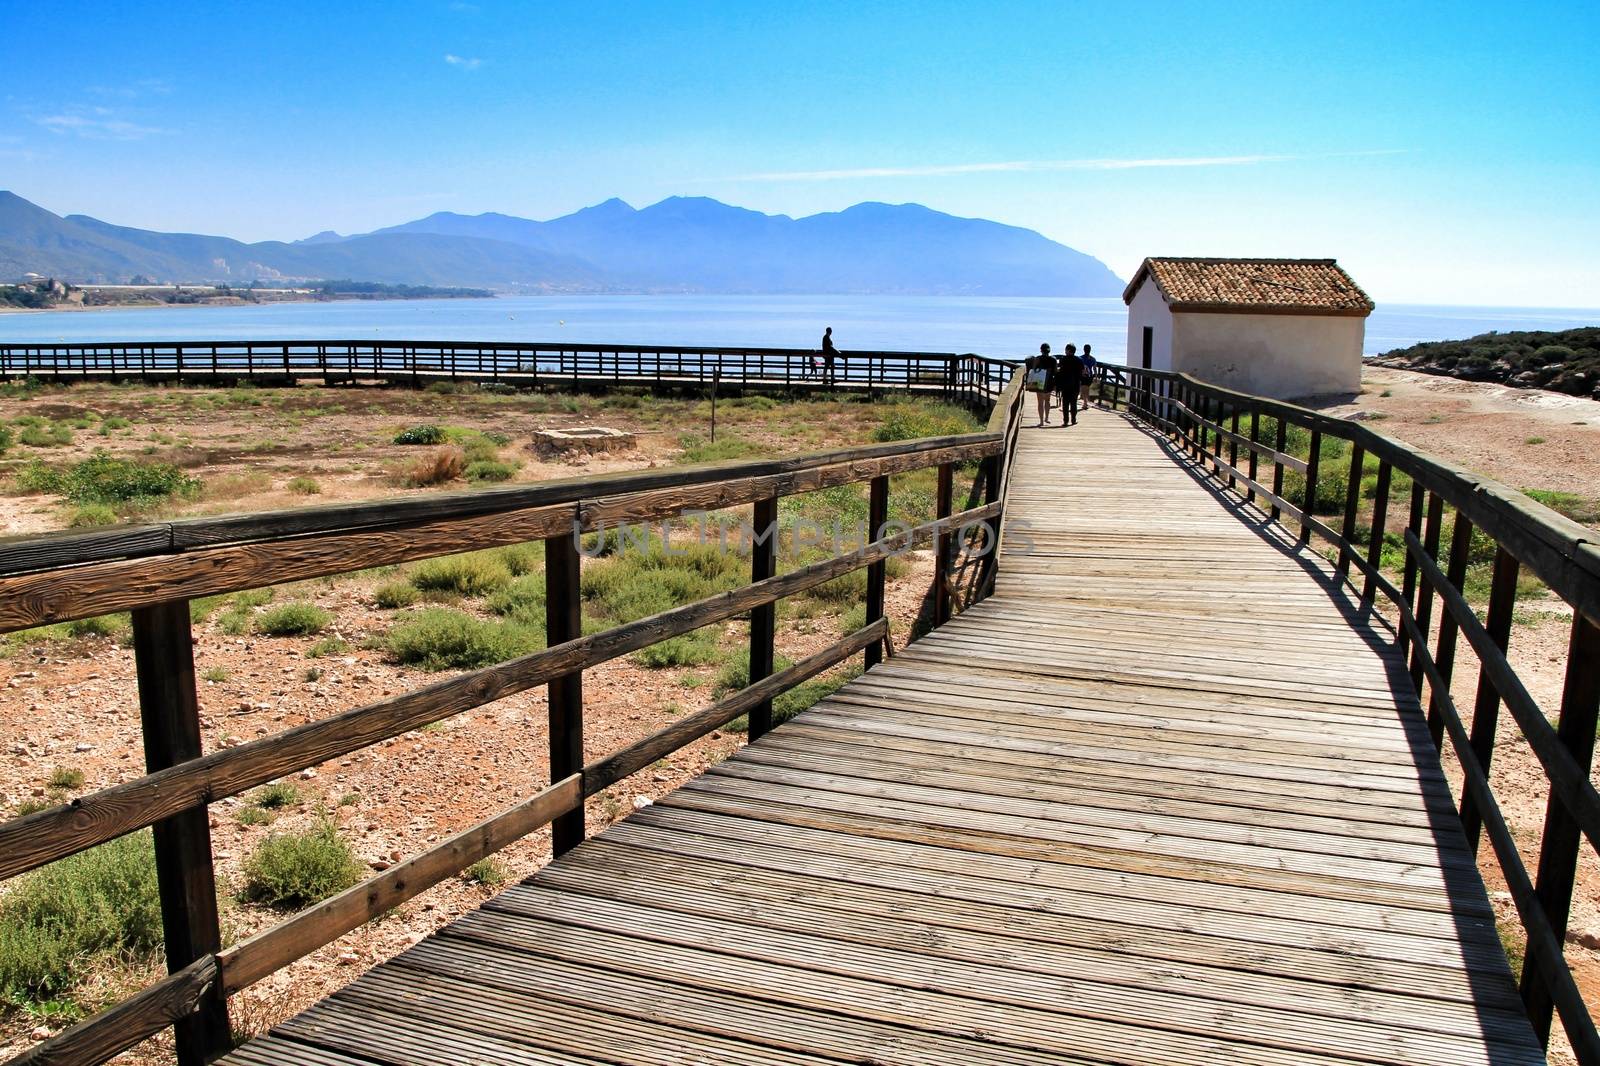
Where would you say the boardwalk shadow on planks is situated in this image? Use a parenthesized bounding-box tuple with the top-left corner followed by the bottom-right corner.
(1124, 413, 1536, 1063)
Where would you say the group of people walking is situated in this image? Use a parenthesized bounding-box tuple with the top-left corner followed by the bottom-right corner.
(1024, 343, 1099, 427)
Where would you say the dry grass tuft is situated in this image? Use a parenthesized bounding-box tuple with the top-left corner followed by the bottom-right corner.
(405, 446, 466, 487)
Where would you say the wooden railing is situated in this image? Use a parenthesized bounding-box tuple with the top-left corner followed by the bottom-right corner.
(0, 340, 1018, 404)
(0, 375, 1030, 1066)
(1108, 364, 1600, 1063)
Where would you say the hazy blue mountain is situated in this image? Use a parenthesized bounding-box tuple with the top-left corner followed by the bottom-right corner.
(0, 189, 1123, 295)
(381, 196, 1124, 295)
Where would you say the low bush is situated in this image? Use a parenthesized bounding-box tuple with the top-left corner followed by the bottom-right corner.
(46, 767, 85, 790)
(678, 434, 762, 464)
(306, 636, 349, 658)
(466, 459, 516, 483)
(67, 503, 118, 528)
(286, 476, 321, 495)
(384, 607, 543, 670)
(0, 425, 12, 452)
(19, 422, 73, 448)
(250, 782, 301, 810)
(411, 551, 514, 596)
(18, 453, 199, 507)
(873, 401, 982, 443)
(463, 859, 506, 887)
(405, 446, 466, 486)
(0, 831, 162, 1006)
(633, 629, 723, 668)
(239, 820, 362, 910)
(393, 425, 445, 445)
(255, 602, 332, 636)
(715, 651, 860, 731)
(485, 575, 545, 624)
(373, 581, 420, 609)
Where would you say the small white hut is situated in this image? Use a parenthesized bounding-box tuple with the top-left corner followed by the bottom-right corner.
(1123, 257, 1374, 399)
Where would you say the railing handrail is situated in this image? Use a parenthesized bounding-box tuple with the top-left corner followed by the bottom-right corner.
(1106, 367, 1599, 625)
(1106, 363, 1600, 1063)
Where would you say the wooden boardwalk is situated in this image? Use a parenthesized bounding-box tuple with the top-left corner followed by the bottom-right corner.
(222, 407, 1543, 1066)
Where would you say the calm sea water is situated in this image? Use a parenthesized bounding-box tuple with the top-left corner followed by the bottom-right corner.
(1, 295, 1595, 366)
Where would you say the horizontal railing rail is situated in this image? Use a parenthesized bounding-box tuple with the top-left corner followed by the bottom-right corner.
(2, 378, 1031, 1066)
(1107, 364, 1600, 1064)
(0, 339, 1019, 405)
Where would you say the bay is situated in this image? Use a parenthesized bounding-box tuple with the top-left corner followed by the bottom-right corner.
(1, 295, 1595, 366)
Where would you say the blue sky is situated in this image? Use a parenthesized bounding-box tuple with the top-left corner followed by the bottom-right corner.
(2, 0, 1596, 305)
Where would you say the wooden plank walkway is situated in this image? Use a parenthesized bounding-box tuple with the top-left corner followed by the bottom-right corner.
(223, 407, 1543, 1066)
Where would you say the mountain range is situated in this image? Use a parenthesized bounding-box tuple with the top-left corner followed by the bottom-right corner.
(0, 190, 1123, 296)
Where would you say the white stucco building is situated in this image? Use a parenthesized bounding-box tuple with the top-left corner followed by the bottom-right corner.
(1123, 257, 1374, 399)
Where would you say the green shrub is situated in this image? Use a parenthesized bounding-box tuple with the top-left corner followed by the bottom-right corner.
(255, 602, 332, 636)
(373, 582, 420, 609)
(99, 416, 130, 432)
(633, 629, 723, 668)
(581, 542, 745, 623)
(463, 859, 505, 887)
(0, 425, 12, 452)
(306, 637, 349, 658)
(466, 460, 516, 483)
(250, 782, 301, 810)
(17, 453, 199, 505)
(873, 401, 981, 443)
(67, 503, 118, 528)
(19, 422, 72, 447)
(239, 821, 362, 910)
(286, 476, 321, 495)
(1524, 488, 1600, 525)
(411, 551, 514, 596)
(384, 607, 543, 670)
(715, 650, 860, 731)
(46, 767, 85, 790)
(485, 575, 545, 623)
(235, 806, 272, 826)
(393, 425, 445, 445)
(839, 603, 868, 633)
(678, 434, 762, 464)
(0, 831, 162, 1005)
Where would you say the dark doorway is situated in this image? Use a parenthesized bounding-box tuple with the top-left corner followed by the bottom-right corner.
(1141, 326, 1154, 370)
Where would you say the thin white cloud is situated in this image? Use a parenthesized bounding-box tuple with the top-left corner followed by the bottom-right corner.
(35, 111, 168, 140)
(444, 54, 483, 70)
(726, 150, 1404, 182)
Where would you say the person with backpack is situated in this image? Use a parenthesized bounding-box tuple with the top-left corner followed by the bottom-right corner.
(1079, 344, 1099, 410)
(1055, 342, 1083, 426)
(1025, 343, 1057, 426)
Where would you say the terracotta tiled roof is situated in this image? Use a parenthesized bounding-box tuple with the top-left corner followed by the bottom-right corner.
(1123, 257, 1374, 316)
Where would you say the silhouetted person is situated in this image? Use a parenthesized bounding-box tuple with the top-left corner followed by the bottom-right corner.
(1057, 343, 1083, 426)
(1079, 344, 1098, 409)
(822, 327, 839, 385)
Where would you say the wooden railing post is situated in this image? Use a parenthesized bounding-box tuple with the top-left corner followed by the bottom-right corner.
(1270, 418, 1288, 522)
(934, 462, 954, 626)
(1460, 546, 1519, 850)
(1360, 461, 1392, 607)
(1227, 408, 1240, 490)
(864, 474, 890, 668)
(1398, 483, 1426, 658)
(544, 529, 585, 854)
(748, 496, 779, 739)
(1337, 444, 1365, 577)
(1300, 428, 1322, 544)
(1427, 509, 1474, 746)
(1521, 613, 1600, 1045)
(1409, 492, 1445, 694)
(131, 600, 230, 1066)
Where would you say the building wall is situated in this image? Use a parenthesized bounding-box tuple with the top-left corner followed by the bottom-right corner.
(1170, 311, 1365, 399)
(1124, 281, 1173, 371)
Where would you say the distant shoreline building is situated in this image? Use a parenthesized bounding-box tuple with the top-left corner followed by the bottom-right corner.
(1123, 257, 1374, 399)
